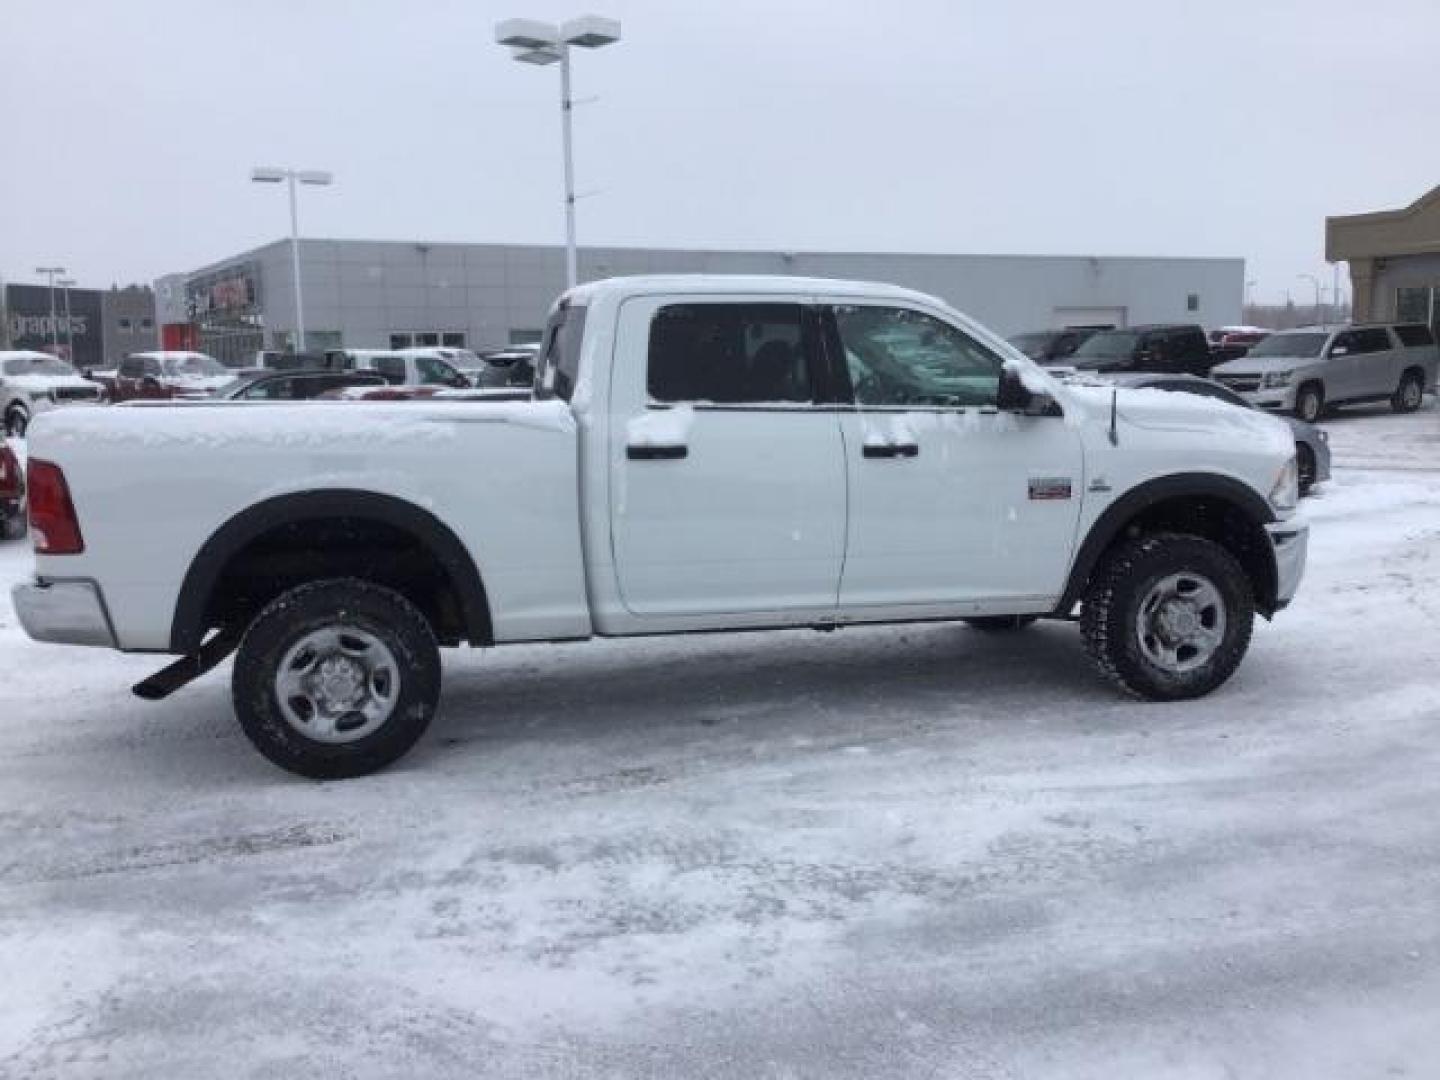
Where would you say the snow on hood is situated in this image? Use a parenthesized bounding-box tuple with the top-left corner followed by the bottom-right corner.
(1065, 384, 1293, 454)
(1210, 355, 1319, 375)
(2, 373, 100, 393)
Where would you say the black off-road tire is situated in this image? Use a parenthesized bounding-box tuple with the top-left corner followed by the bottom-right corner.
(232, 578, 441, 779)
(1391, 370, 1424, 414)
(1297, 443, 1317, 496)
(1294, 382, 1324, 424)
(4, 406, 29, 439)
(964, 615, 1039, 632)
(1080, 533, 1255, 701)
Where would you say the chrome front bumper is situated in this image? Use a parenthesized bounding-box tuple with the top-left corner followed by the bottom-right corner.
(11, 578, 118, 647)
(1268, 520, 1309, 609)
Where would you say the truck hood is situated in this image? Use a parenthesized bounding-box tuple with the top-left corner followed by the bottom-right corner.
(1065, 384, 1294, 453)
(2, 373, 99, 394)
(1210, 356, 1317, 376)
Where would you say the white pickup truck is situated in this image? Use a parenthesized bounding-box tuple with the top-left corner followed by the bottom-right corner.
(12, 276, 1307, 778)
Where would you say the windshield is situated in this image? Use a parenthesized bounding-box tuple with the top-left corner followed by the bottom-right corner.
(161, 354, 227, 377)
(1072, 330, 1140, 359)
(1244, 333, 1328, 359)
(3, 355, 77, 377)
(1007, 332, 1053, 358)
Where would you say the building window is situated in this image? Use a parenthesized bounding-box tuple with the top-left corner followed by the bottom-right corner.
(141, 317, 153, 330)
(1186, 293, 1199, 312)
(509, 328, 543, 345)
(441, 332, 466, 347)
(390, 333, 413, 349)
(1395, 286, 1434, 326)
(118, 317, 133, 331)
(415, 332, 440, 347)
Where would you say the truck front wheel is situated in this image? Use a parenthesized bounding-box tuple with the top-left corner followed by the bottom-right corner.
(1080, 533, 1254, 701)
(232, 578, 441, 779)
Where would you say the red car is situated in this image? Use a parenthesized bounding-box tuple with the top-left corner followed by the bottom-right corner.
(96, 351, 236, 402)
(1, 441, 25, 539)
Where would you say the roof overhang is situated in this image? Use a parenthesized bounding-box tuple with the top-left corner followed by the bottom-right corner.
(1326, 183, 1440, 262)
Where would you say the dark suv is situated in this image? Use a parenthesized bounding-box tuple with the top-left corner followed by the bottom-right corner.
(1062, 324, 1213, 376)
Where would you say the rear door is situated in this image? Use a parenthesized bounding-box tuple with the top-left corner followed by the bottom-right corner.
(1345, 327, 1397, 399)
(609, 295, 848, 618)
(827, 301, 1085, 610)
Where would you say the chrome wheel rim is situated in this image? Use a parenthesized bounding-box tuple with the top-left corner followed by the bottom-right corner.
(1403, 380, 1421, 409)
(1135, 572, 1227, 674)
(274, 626, 400, 744)
(1298, 392, 1320, 422)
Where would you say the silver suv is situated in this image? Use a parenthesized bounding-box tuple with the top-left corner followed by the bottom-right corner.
(1210, 323, 1438, 422)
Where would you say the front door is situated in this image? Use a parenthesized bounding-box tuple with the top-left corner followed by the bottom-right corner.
(609, 296, 848, 618)
(825, 302, 1085, 611)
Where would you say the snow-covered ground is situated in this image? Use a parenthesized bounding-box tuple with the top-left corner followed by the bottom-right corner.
(3, 404, 1439, 1078)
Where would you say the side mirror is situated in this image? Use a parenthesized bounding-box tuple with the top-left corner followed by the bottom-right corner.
(997, 368, 1058, 415)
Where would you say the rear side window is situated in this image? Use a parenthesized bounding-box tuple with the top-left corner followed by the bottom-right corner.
(374, 356, 407, 382)
(1394, 324, 1435, 347)
(648, 303, 810, 404)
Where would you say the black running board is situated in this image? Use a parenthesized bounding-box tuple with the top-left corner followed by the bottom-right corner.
(132, 629, 242, 701)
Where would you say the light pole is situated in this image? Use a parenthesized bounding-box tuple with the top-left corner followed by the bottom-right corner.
(56, 278, 76, 362)
(1298, 273, 1323, 325)
(1244, 279, 1257, 311)
(250, 166, 334, 352)
(35, 266, 66, 350)
(495, 15, 622, 289)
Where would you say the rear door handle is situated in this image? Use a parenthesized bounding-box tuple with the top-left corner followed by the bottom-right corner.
(627, 444, 688, 460)
(863, 443, 919, 459)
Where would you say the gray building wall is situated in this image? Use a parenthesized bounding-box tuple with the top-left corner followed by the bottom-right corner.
(100, 285, 158, 362)
(178, 240, 1244, 351)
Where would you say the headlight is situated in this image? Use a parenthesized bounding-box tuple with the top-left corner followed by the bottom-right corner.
(1261, 370, 1294, 389)
(1269, 457, 1299, 512)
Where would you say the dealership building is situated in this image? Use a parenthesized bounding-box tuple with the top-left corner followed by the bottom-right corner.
(157, 239, 1244, 366)
(1328, 182, 1440, 331)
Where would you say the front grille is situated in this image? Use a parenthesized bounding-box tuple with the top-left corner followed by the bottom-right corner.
(1215, 374, 1261, 393)
(53, 386, 101, 402)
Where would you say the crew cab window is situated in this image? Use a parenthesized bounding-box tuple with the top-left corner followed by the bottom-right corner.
(647, 303, 809, 405)
(833, 305, 1002, 408)
(1394, 324, 1435, 347)
(119, 357, 143, 378)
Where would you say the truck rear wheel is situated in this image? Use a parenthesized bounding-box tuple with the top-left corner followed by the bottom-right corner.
(1080, 533, 1254, 701)
(232, 578, 441, 779)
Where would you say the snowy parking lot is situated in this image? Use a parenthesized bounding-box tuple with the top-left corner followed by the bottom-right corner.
(2, 403, 1439, 1079)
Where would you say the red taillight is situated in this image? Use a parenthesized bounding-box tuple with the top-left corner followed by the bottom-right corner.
(27, 459, 84, 555)
(0, 446, 20, 499)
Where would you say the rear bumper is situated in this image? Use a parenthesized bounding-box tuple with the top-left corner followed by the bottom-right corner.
(1267, 520, 1308, 609)
(10, 577, 118, 648)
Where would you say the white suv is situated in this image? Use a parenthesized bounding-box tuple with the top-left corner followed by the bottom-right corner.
(1210, 323, 1438, 422)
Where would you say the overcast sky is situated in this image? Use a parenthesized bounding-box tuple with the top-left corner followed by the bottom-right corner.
(3, 0, 1438, 306)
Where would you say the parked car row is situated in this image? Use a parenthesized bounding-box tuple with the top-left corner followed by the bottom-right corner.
(1005, 320, 1438, 422)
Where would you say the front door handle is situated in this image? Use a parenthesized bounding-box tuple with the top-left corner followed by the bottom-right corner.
(628, 444, 688, 460)
(863, 443, 919, 459)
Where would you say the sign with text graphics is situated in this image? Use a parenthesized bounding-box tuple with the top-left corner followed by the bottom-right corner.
(4, 284, 104, 368)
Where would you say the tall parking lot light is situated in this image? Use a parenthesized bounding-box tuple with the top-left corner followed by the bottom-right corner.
(56, 278, 76, 362)
(250, 167, 334, 352)
(495, 14, 621, 289)
(35, 266, 66, 350)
